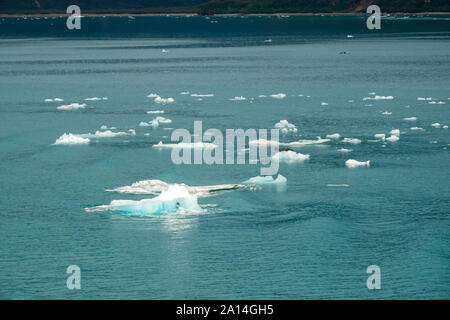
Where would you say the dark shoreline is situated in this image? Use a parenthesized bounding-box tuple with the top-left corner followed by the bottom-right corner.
(1, 12, 449, 18)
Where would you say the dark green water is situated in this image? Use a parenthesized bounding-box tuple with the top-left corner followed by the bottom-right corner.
(0, 15, 449, 299)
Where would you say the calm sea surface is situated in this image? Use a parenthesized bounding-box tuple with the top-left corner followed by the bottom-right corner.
(0, 15, 449, 299)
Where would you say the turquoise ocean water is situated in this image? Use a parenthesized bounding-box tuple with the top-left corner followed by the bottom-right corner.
(0, 15, 449, 299)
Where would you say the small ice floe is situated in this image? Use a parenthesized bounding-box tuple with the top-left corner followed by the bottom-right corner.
(282, 137, 330, 147)
(365, 104, 374, 107)
(386, 135, 399, 142)
(410, 127, 424, 131)
(326, 133, 341, 140)
(368, 92, 376, 95)
(342, 138, 361, 145)
(229, 96, 246, 101)
(437, 101, 446, 104)
(154, 96, 174, 104)
(390, 129, 400, 136)
(161, 49, 168, 53)
(140, 116, 172, 128)
(348, 100, 354, 103)
(347, 35, 354, 38)
(431, 123, 441, 128)
(180, 91, 190, 95)
(190, 93, 214, 97)
(374, 134, 386, 141)
(147, 93, 159, 98)
(345, 159, 370, 168)
(381, 111, 392, 115)
(429, 101, 437, 105)
(264, 39, 272, 43)
(274, 120, 298, 134)
(53, 133, 90, 145)
(153, 141, 217, 149)
(443, 125, 448, 129)
(338, 148, 352, 153)
(403, 117, 417, 121)
(56, 103, 86, 110)
(258, 95, 267, 98)
(270, 93, 286, 99)
(271, 151, 310, 162)
(100, 125, 109, 130)
(45, 98, 64, 102)
(362, 95, 393, 101)
(243, 174, 287, 185)
(327, 184, 349, 187)
(321, 102, 329, 106)
(147, 110, 164, 114)
(79, 130, 135, 138)
(249, 139, 280, 147)
(84, 97, 102, 101)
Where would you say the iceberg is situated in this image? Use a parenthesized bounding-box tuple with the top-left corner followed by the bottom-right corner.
(326, 133, 340, 140)
(270, 93, 286, 99)
(283, 137, 330, 147)
(243, 174, 287, 185)
(271, 151, 309, 162)
(386, 135, 400, 142)
(54, 133, 90, 145)
(274, 120, 298, 134)
(56, 103, 86, 110)
(345, 159, 370, 168)
(342, 138, 361, 145)
(107, 184, 202, 215)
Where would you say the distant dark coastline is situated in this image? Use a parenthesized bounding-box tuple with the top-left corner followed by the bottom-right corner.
(1, 0, 449, 16)
(1, 12, 449, 18)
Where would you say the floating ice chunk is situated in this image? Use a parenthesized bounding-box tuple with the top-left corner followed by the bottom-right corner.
(347, 35, 354, 38)
(410, 127, 424, 131)
(139, 122, 150, 127)
(79, 130, 133, 138)
(190, 93, 214, 97)
(381, 111, 392, 115)
(84, 97, 102, 101)
(403, 117, 417, 121)
(107, 179, 169, 195)
(327, 184, 349, 187)
(258, 95, 267, 98)
(54, 133, 90, 145)
(270, 93, 286, 99)
(271, 151, 310, 162)
(46, 98, 64, 102)
(102, 97, 108, 100)
(390, 129, 400, 136)
(345, 159, 370, 168)
(229, 96, 246, 101)
(342, 138, 361, 145)
(437, 101, 446, 105)
(264, 39, 272, 42)
(321, 102, 328, 106)
(161, 49, 168, 53)
(443, 125, 448, 129)
(338, 148, 352, 152)
(147, 93, 159, 98)
(180, 91, 190, 95)
(374, 134, 386, 141)
(153, 141, 217, 149)
(154, 116, 172, 124)
(249, 139, 280, 147)
(100, 125, 108, 130)
(274, 120, 297, 134)
(56, 103, 86, 110)
(362, 95, 394, 101)
(431, 123, 441, 128)
(146, 110, 164, 114)
(326, 133, 340, 140)
(243, 174, 287, 185)
(154, 96, 174, 104)
(428, 101, 437, 104)
(283, 137, 330, 147)
(106, 184, 202, 215)
(386, 135, 400, 142)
